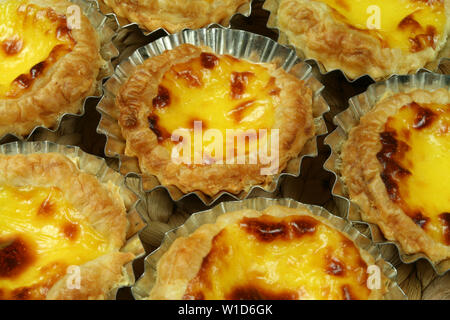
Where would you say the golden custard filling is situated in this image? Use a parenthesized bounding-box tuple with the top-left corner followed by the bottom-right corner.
(149, 52, 279, 162)
(184, 215, 371, 300)
(317, 0, 446, 52)
(0, 185, 113, 300)
(378, 102, 450, 245)
(0, 0, 76, 99)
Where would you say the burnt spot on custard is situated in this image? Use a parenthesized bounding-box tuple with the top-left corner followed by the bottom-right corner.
(0, 237, 35, 279)
(230, 72, 254, 100)
(228, 100, 255, 123)
(152, 85, 171, 109)
(225, 285, 299, 300)
(175, 69, 202, 88)
(1, 37, 24, 56)
(37, 196, 54, 217)
(409, 26, 438, 52)
(412, 103, 437, 129)
(412, 212, 430, 228)
(200, 53, 219, 69)
(439, 213, 450, 245)
(326, 256, 345, 276)
(240, 215, 317, 242)
(377, 131, 411, 202)
(62, 222, 79, 240)
(148, 114, 171, 142)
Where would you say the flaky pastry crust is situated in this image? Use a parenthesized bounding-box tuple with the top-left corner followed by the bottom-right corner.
(0, 0, 104, 138)
(102, 0, 251, 33)
(266, 0, 450, 80)
(341, 88, 450, 263)
(115, 44, 314, 197)
(148, 205, 386, 300)
(0, 153, 134, 300)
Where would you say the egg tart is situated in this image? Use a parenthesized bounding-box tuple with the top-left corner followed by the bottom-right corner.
(0, 0, 105, 137)
(341, 88, 450, 264)
(265, 0, 450, 79)
(147, 205, 387, 300)
(0, 152, 136, 300)
(101, 0, 251, 33)
(115, 43, 314, 197)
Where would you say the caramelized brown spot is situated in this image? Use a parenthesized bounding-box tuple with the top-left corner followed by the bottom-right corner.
(439, 213, 450, 245)
(37, 196, 54, 217)
(342, 285, 356, 300)
(412, 104, 437, 129)
(230, 72, 254, 100)
(399, 15, 421, 30)
(62, 223, 79, 240)
(200, 52, 219, 69)
(2, 38, 24, 56)
(176, 69, 202, 87)
(412, 212, 430, 228)
(409, 26, 437, 52)
(290, 217, 317, 237)
(377, 131, 411, 202)
(241, 218, 287, 242)
(12, 287, 32, 300)
(326, 256, 345, 276)
(225, 285, 299, 300)
(148, 114, 171, 142)
(0, 237, 35, 279)
(228, 100, 255, 122)
(240, 216, 317, 242)
(152, 85, 171, 109)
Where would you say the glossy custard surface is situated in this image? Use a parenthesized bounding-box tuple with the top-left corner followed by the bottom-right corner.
(149, 52, 279, 161)
(0, 185, 112, 300)
(0, 0, 76, 98)
(378, 102, 450, 245)
(184, 214, 371, 300)
(316, 0, 446, 52)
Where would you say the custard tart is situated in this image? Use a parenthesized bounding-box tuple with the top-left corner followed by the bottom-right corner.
(101, 0, 251, 33)
(0, 152, 135, 300)
(148, 205, 387, 300)
(265, 0, 450, 79)
(115, 43, 314, 197)
(0, 0, 105, 137)
(341, 88, 450, 263)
